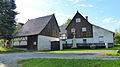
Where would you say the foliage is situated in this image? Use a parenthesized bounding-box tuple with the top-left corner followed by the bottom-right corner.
(18, 58, 120, 67)
(114, 32, 120, 43)
(0, 46, 13, 50)
(90, 44, 96, 49)
(114, 28, 120, 44)
(61, 19, 71, 26)
(106, 52, 120, 56)
(0, 0, 17, 41)
(13, 23, 22, 34)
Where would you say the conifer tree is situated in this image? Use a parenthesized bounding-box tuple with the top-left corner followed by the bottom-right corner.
(0, 0, 17, 46)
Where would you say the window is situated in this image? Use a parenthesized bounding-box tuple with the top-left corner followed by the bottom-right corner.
(83, 39, 87, 43)
(76, 18, 81, 22)
(60, 34, 67, 40)
(99, 36, 104, 43)
(33, 42, 37, 45)
(71, 28, 75, 33)
(82, 27, 87, 32)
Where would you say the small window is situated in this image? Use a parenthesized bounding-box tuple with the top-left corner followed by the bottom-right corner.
(60, 34, 67, 40)
(83, 39, 87, 43)
(82, 27, 87, 32)
(99, 36, 104, 43)
(76, 18, 81, 22)
(71, 28, 75, 33)
(33, 42, 37, 45)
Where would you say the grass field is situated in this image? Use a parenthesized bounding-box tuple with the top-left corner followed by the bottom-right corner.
(0, 46, 13, 50)
(106, 52, 120, 56)
(18, 58, 120, 67)
(39, 45, 120, 53)
(0, 46, 28, 54)
(0, 45, 120, 54)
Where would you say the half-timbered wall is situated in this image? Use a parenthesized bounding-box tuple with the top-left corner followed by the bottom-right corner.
(13, 37, 27, 46)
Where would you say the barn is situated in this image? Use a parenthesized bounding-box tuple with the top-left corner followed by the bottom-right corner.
(13, 14, 60, 51)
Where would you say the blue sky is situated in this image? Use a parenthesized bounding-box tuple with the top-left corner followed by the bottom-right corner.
(15, 0, 120, 32)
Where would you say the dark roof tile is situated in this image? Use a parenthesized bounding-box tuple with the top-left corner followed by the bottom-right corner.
(15, 14, 53, 37)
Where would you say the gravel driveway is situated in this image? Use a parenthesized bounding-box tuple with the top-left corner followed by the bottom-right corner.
(0, 52, 119, 67)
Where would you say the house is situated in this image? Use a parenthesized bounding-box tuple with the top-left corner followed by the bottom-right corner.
(13, 14, 60, 50)
(60, 11, 114, 48)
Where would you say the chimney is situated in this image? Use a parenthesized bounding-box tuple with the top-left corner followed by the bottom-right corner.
(85, 16, 88, 21)
(28, 19, 30, 21)
(18, 23, 24, 27)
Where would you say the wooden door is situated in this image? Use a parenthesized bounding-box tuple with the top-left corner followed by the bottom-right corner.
(51, 41, 60, 51)
(27, 35, 38, 50)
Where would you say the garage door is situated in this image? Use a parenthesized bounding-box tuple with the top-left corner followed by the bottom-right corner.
(51, 41, 60, 51)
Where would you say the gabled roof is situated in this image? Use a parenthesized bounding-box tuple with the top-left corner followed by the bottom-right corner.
(59, 26, 67, 34)
(15, 14, 54, 37)
(66, 11, 92, 29)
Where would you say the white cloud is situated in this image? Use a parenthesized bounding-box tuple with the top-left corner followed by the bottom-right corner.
(80, 4, 94, 7)
(15, 0, 73, 25)
(55, 12, 74, 25)
(102, 17, 114, 23)
(65, 4, 69, 7)
(118, 21, 120, 23)
(15, 0, 52, 23)
(94, 17, 98, 20)
(69, 0, 84, 4)
(102, 17, 120, 24)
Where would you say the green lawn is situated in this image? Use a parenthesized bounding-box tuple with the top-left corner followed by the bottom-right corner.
(0, 46, 13, 50)
(0, 46, 29, 54)
(18, 58, 120, 67)
(39, 45, 120, 53)
(106, 52, 120, 56)
(0, 45, 120, 54)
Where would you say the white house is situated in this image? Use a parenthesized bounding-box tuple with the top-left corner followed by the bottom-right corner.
(60, 11, 114, 48)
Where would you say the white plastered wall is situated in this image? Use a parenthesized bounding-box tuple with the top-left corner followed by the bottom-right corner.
(92, 25, 114, 43)
(38, 35, 59, 51)
(67, 25, 114, 44)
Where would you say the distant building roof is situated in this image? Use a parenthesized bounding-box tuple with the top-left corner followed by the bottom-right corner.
(92, 24, 114, 33)
(15, 14, 54, 37)
(59, 26, 67, 34)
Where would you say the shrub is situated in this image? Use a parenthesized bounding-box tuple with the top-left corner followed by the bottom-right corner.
(90, 44, 96, 49)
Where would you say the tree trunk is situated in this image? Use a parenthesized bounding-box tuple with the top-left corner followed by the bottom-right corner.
(7, 39, 11, 47)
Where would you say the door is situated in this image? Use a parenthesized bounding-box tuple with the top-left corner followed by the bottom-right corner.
(51, 41, 60, 51)
(27, 35, 38, 50)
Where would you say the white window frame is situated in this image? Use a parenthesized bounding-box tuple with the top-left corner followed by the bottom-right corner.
(82, 27, 87, 32)
(99, 36, 104, 43)
(76, 18, 81, 22)
(71, 28, 75, 33)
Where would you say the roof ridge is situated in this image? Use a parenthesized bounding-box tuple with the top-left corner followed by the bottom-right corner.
(28, 14, 54, 21)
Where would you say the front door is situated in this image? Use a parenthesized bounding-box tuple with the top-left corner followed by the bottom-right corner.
(27, 35, 38, 50)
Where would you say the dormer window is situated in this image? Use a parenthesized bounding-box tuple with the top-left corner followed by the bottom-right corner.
(82, 27, 87, 32)
(76, 18, 81, 22)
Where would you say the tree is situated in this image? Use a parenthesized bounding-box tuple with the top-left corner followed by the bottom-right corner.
(14, 23, 24, 34)
(0, 0, 17, 46)
(114, 29, 120, 44)
(61, 19, 71, 26)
